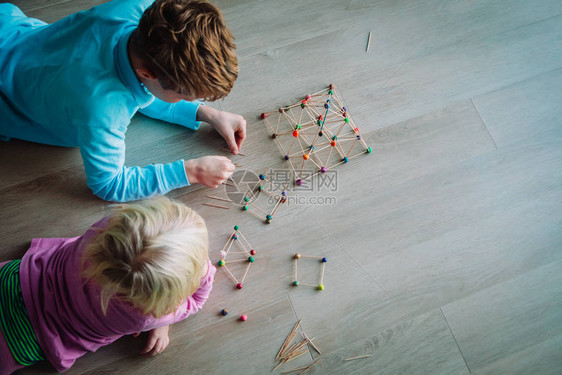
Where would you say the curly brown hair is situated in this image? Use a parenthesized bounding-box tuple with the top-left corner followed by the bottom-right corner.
(130, 0, 238, 101)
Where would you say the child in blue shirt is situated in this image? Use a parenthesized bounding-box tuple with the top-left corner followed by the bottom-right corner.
(0, 0, 245, 202)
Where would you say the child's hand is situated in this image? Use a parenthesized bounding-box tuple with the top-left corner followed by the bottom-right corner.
(184, 156, 235, 188)
(140, 325, 170, 356)
(197, 106, 246, 154)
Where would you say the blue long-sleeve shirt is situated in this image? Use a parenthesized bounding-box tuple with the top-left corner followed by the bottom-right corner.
(0, 0, 202, 201)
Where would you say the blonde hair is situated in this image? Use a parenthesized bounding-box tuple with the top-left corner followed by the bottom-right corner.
(130, 0, 238, 101)
(82, 197, 208, 318)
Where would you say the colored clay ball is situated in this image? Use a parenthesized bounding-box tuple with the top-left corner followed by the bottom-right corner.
(296, 179, 302, 186)
(327, 99, 331, 103)
(279, 108, 285, 113)
(297, 124, 302, 129)
(318, 284, 324, 291)
(366, 147, 372, 153)
(330, 140, 336, 147)
(329, 83, 335, 89)
(302, 99, 307, 104)
(258, 185, 264, 191)
(242, 205, 248, 211)
(232, 235, 238, 240)
(240, 314, 248, 321)
(306, 95, 311, 100)
(244, 196, 250, 202)
(259, 174, 266, 180)
(294, 253, 301, 259)
(355, 127, 360, 132)
(248, 256, 255, 263)
(234, 225, 239, 230)
(343, 157, 349, 163)
(320, 167, 327, 173)
(221, 309, 228, 316)
(329, 90, 334, 95)
(318, 131, 323, 136)
(345, 117, 350, 123)
(357, 135, 361, 140)
(332, 135, 338, 140)
(321, 257, 328, 263)
(301, 103, 305, 108)
(250, 249, 256, 255)
(324, 103, 330, 109)
(236, 283, 243, 289)
(318, 115, 323, 120)
(266, 214, 272, 221)
(343, 106, 347, 111)
(281, 197, 287, 203)
(293, 130, 299, 137)
(271, 133, 277, 139)
(309, 145, 314, 150)
(292, 281, 299, 286)
(284, 155, 290, 160)
(219, 250, 227, 259)
(218, 260, 225, 267)
(260, 113, 267, 119)
(303, 154, 309, 160)
(266, 219, 271, 224)
(282, 191, 287, 196)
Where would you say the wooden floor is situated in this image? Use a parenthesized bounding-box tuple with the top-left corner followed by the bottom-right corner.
(2, 0, 562, 374)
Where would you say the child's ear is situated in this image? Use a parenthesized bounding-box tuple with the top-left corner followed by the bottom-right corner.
(136, 67, 157, 81)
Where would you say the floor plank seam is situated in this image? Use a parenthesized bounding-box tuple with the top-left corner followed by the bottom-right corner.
(311, 216, 407, 314)
(470, 98, 498, 150)
(439, 307, 472, 374)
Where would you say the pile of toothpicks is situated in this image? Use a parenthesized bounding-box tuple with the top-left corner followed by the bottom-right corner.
(274, 319, 322, 374)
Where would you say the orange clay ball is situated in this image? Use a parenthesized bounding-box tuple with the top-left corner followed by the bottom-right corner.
(293, 130, 299, 137)
(331, 140, 336, 147)
(303, 154, 309, 160)
(294, 253, 301, 259)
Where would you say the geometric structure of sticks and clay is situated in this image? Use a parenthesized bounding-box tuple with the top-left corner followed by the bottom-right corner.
(217, 226, 256, 290)
(241, 173, 287, 224)
(292, 253, 327, 291)
(260, 84, 372, 186)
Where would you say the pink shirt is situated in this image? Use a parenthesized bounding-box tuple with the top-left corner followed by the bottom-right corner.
(17, 218, 216, 372)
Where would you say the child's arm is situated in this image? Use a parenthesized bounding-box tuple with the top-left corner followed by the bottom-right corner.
(139, 98, 247, 154)
(78, 119, 190, 202)
(138, 97, 203, 130)
(141, 261, 216, 331)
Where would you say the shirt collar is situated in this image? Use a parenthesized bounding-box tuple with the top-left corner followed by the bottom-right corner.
(114, 27, 154, 109)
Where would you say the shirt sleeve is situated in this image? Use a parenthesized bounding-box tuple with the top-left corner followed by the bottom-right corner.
(138, 97, 203, 130)
(142, 260, 217, 331)
(77, 117, 190, 202)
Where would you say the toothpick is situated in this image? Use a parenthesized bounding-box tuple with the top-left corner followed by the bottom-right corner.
(240, 263, 251, 283)
(301, 332, 322, 355)
(277, 320, 302, 360)
(366, 31, 372, 52)
(343, 354, 372, 361)
(222, 266, 239, 284)
(297, 358, 321, 375)
(319, 262, 325, 285)
(203, 203, 229, 209)
(281, 365, 310, 374)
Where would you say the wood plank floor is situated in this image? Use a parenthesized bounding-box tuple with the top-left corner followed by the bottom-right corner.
(1, 0, 561, 374)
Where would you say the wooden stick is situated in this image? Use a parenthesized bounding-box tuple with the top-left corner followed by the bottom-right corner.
(225, 258, 250, 264)
(203, 203, 229, 209)
(301, 332, 322, 355)
(281, 364, 310, 374)
(240, 263, 251, 283)
(343, 354, 372, 361)
(297, 358, 321, 375)
(366, 31, 372, 52)
(277, 320, 302, 360)
(300, 255, 323, 259)
(206, 195, 231, 203)
(319, 262, 325, 285)
(222, 266, 239, 284)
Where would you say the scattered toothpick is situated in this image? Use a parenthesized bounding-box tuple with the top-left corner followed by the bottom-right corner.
(203, 203, 229, 209)
(366, 31, 372, 52)
(343, 354, 372, 361)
